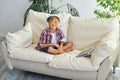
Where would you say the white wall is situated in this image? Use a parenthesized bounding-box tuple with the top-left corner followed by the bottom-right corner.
(52, 0, 97, 18)
(0, 0, 32, 37)
(0, 0, 97, 37)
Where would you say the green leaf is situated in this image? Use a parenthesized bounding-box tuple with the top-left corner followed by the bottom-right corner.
(94, 0, 120, 18)
(67, 3, 79, 16)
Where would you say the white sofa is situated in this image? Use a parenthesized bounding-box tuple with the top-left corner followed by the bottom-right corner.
(1, 10, 120, 80)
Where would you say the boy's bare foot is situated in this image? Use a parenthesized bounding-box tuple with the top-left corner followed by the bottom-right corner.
(48, 47, 60, 55)
(64, 47, 73, 53)
(63, 42, 73, 50)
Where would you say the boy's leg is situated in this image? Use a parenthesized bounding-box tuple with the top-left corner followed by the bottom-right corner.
(65, 47, 73, 52)
(63, 42, 73, 50)
(48, 47, 60, 55)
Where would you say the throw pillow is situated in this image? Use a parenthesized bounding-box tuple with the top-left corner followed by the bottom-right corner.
(6, 23, 32, 53)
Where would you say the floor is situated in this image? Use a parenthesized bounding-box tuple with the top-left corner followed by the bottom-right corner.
(0, 37, 120, 80)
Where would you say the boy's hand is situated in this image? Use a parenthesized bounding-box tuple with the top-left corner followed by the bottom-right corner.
(58, 46, 63, 54)
(53, 43, 59, 48)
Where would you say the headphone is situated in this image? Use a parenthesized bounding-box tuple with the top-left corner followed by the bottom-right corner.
(46, 15, 61, 29)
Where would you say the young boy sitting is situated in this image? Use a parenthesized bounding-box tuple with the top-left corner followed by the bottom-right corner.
(36, 16, 73, 55)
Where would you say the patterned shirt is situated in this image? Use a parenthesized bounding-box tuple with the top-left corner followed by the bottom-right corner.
(36, 28, 65, 50)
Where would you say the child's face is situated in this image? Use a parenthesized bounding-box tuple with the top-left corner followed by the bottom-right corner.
(48, 18, 59, 30)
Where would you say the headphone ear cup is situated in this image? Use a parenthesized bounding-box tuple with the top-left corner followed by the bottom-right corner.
(58, 23, 61, 29)
(46, 22, 49, 28)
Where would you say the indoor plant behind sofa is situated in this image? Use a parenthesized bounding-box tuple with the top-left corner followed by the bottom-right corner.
(1, 10, 119, 80)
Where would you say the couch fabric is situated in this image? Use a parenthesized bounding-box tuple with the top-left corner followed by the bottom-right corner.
(48, 50, 98, 71)
(6, 23, 32, 53)
(9, 44, 55, 63)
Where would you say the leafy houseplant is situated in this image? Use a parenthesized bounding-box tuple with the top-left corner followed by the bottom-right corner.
(94, 0, 120, 18)
(24, 0, 79, 25)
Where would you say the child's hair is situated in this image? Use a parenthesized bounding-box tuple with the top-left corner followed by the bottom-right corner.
(47, 16, 60, 22)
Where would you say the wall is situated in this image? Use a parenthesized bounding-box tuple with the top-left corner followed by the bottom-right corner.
(52, 0, 97, 18)
(0, 0, 97, 37)
(0, 0, 32, 37)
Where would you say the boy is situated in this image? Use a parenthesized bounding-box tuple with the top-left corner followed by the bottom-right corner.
(36, 16, 73, 55)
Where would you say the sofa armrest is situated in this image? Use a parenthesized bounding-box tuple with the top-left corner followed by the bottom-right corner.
(111, 41, 120, 67)
(97, 57, 111, 80)
(1, 41, 13, 70)
(96, 40, 119, 80)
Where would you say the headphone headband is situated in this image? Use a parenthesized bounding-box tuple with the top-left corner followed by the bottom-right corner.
(47, 16, 60, 22)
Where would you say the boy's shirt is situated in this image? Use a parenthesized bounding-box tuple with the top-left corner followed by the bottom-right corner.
(36, 28, 65, 50)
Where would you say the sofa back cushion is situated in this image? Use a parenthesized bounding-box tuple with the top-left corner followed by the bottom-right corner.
(68, 16, 115, 50)
(25, 10, 71, 44)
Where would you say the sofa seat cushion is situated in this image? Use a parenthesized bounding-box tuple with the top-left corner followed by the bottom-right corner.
(9, 44, 55, 63)
(48, 50, 99, 71)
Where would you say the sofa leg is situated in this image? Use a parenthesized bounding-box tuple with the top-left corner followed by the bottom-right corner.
(9, 69, 15, 80)
(10, 69, 15, 76)
(113, 66, 116, 74)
